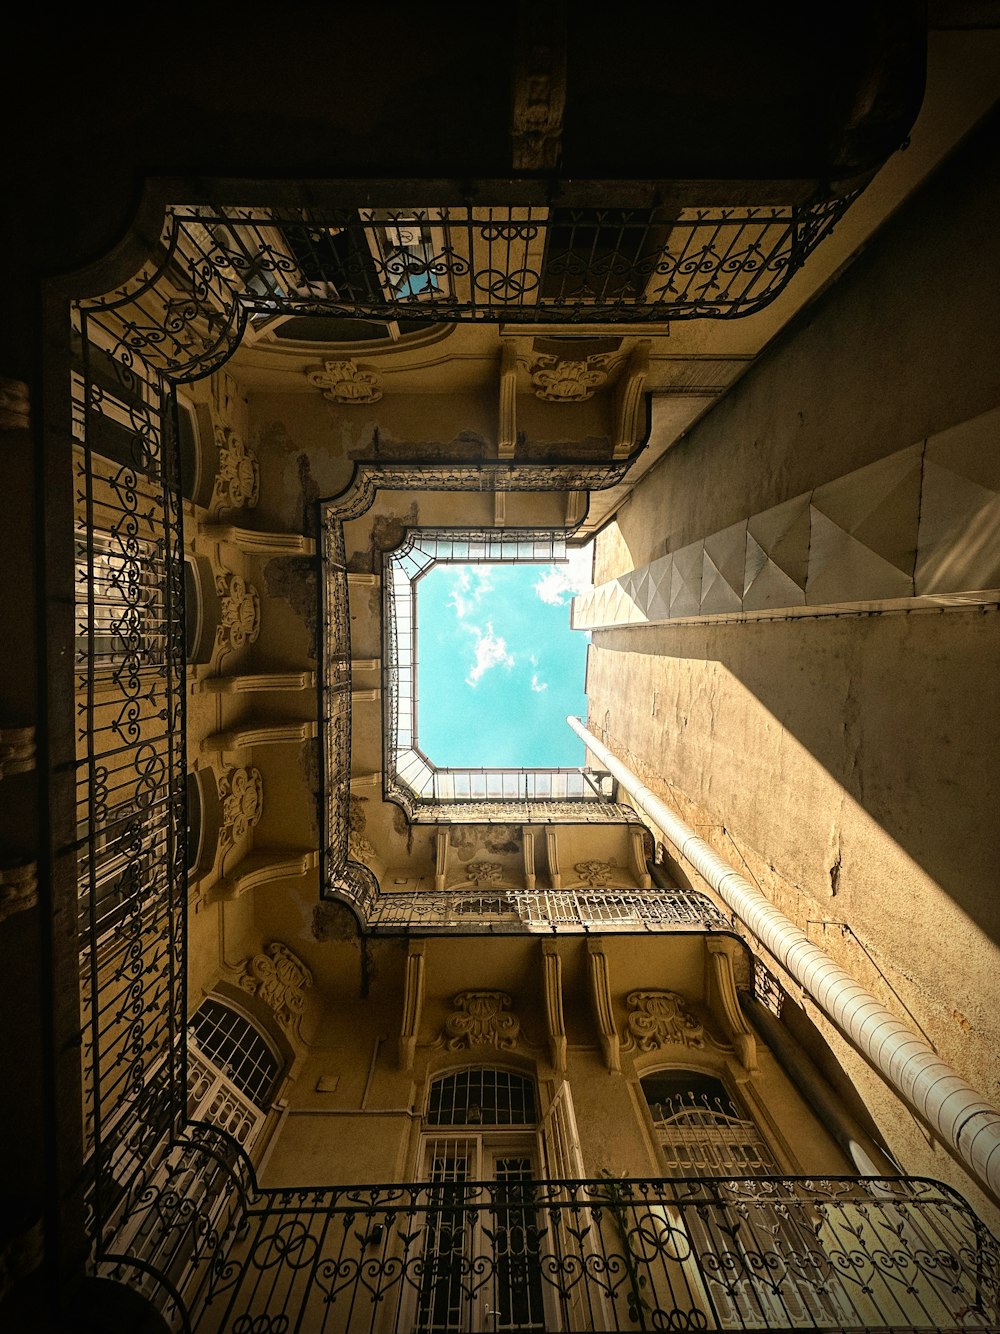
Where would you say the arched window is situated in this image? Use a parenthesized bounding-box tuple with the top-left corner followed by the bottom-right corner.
(418, 1069, 544, 1332)
(426, 1067, 537, 1127)
(641, 1070, 776, 1176)
(187, 998, 283, 1151)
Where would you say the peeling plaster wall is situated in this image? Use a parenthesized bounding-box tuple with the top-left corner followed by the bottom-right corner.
(587, 113, 1000, 1221)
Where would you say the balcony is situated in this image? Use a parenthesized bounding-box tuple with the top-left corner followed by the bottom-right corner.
(112, 1143, 998, 1332)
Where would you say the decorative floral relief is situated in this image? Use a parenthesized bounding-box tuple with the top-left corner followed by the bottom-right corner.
(465, 860, 504, 886)
(444, 991, 520, 1050)
(624, 990, 705, 1051)
(307, 359, 383, 405)
(216, 572, 261, 651)
(0, 726, 35, 780)
(218, 766, 264, 846)
(212, 424, 260, 511)
(348, 831, 378, 866)
(237, 942, 313, 1043)
(574, 860, 618, 887)
(528, 354, 610, 402)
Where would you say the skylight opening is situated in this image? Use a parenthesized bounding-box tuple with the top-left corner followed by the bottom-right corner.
(382, 530, 601, 806)
(416, 548, 592, 768)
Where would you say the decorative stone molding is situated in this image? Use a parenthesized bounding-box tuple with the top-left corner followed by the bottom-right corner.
(212, 424, 260, 512)
(613, 340, 651, 457)
(623, 990, 705, 1052)
(236, 941, 313, 1043)
(203, 523, 314, 557)
(498, 340, 518, 458)
(586, 940, 620, 1073)
(511, 6, 567, 171)
(434, 829, 449, 893)
(0, 377, 30, 430)
(307, 359, 383, 405)
(707, 937, 758, 1074)
(574, 859, 617, 887)
(400, 942, 426, 1071)
(218, 766, 264, 848)
(528, 353, 611, 402)
(201, 672, 314, 695)
(522, 829, 536, 892)
(465, 860, 503, 886)
(0, 861, 39, 923)
(209, 850, 318, 903)
(202, 720, 318, 753)
(444, 991, 520, 1050)
(0, 726, 35, 779)
(348, 830, 378, 866)
(216, 572, 261, 651)
(542, 942, 567, 1073)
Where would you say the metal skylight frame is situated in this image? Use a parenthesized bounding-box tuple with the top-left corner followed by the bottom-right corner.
(382, 528, 617, 817)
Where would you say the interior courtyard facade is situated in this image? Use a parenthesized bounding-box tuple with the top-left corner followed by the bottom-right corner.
(2, 6, 1000, 1331)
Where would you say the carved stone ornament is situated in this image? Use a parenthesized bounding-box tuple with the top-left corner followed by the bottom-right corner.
(348, 830, 378, 866)
(465, 860, 503, 886)
(216, 572, 261, 651)
(0, 861, 39, 924)
(0, 377, 30, 430)
(237, 941, 313, 1043)
(218, 766, 264, 846)
(307, 359, 383, 405)
(212, 424, 260, 511)
(624, 990, 705, 1052)
(444, 991, 520, 1050)
(574, 859, 617, 887)
(0, 726, 35, 780)
(529, 354, 610, 402)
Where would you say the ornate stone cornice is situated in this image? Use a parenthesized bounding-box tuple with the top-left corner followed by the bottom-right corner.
(623, 990, 705, 1052)
(216, 572, 261, 652)
(307, 359, 383, 404)
(0, 862, 38, 924)
(212, 424, 260, 512)
(443, 991, 520, 1050)
(218, 765, 264, 848)
(0, 726, 35, 780)
(236, 941, 313, 1044)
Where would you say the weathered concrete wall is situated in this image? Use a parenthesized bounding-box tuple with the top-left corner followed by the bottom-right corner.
(587, 113, 1000, 1222)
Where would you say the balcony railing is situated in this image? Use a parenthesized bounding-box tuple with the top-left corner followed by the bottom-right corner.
(125, 1161, 998, 1333)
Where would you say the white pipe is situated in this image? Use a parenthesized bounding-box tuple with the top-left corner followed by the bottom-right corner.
(568, 715, 1000, 1201)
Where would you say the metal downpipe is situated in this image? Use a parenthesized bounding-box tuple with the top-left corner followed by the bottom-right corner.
(568, 715, 1000, 1202)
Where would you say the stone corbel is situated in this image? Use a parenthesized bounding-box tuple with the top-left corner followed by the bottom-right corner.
(351, 772, 382, 791)
(542, 941, 567, 1074)
(201, 672, 314, 695)
(545, 828, 561, 890)
(613, 340, 650, 458)
(565, 492, 586, 527)
(352, 688, 381, 703)
(434, 829, 449, 893)
(347, 572, 380, 588)
(522, 828, 536, 892)
(0, 726, 35, 779)
(202, 720, 318, 752)
(707, 937, 758, 1077)
(494, 490, 507, 526)
(0, 861, 38, 924)
(201, 522, 315, 557)
(209, 850, 318, 903)
(498, 340, 518, 458)
(400, 942, 426, 1072)
(586, 940, 620, 1073)
(629, 829, 652, 889)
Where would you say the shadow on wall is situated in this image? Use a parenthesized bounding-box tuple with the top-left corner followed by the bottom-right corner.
(592, 606, 1000, 950)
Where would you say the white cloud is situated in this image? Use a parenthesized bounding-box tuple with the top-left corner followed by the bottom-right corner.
(530, 673, 548, 693)
(464, 622, 514, 686)
(533, 543, 594, 606)
(448, 567, 493, 619)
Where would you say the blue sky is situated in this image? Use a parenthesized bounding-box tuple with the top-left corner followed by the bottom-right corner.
(416, 547, 593, 767)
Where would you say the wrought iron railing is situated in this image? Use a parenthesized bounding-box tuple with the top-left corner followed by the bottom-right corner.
(167, 200, 859, 326)
(101, 1156, 1000, 1333)
(368, 886, 729, 933)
